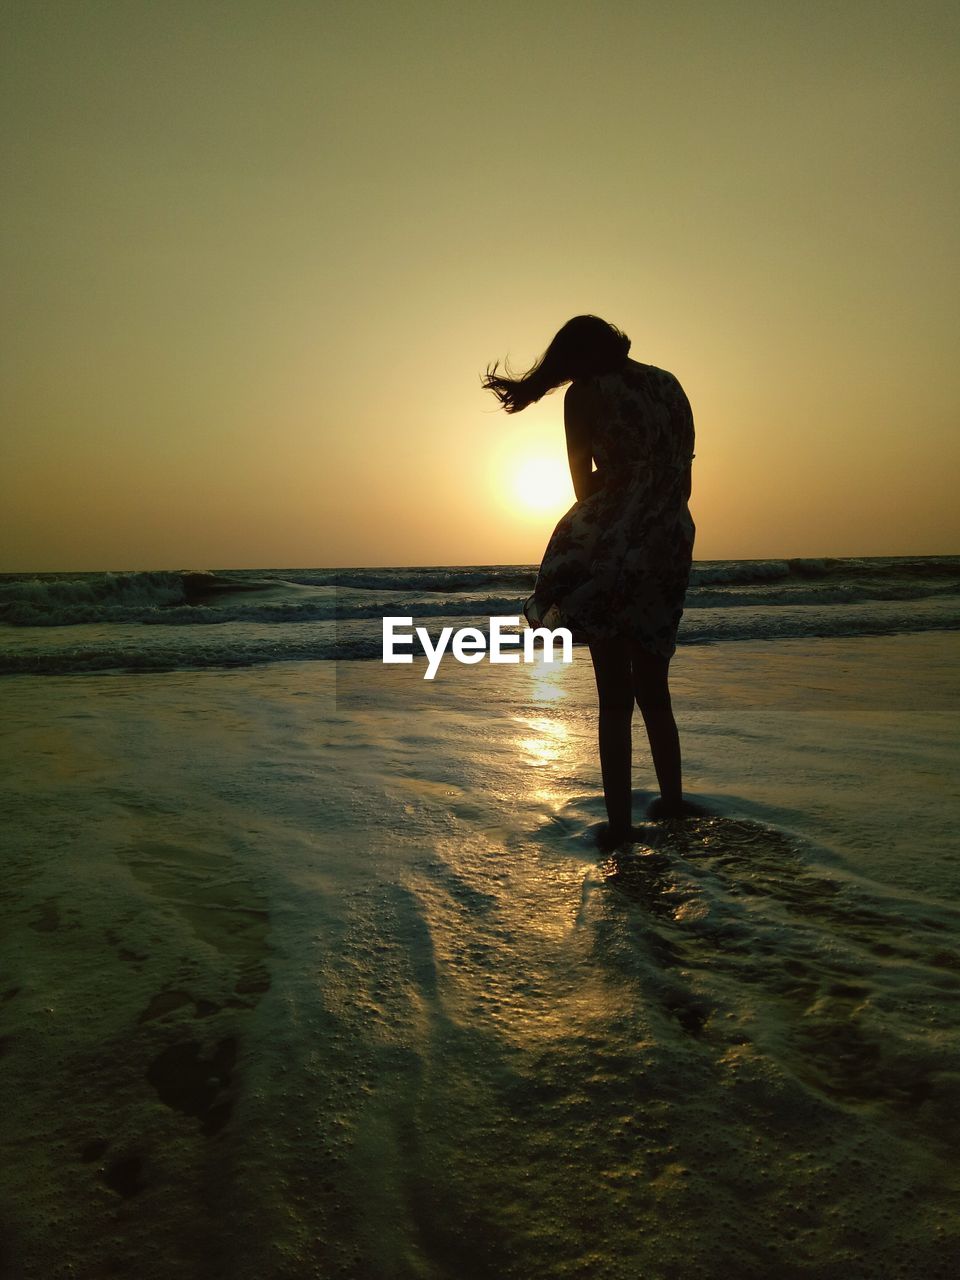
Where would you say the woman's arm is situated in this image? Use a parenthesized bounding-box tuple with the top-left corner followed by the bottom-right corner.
(564, 381, 601, 502)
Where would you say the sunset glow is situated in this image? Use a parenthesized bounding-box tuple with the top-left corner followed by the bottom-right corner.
(1, 2, 957, 570)
(511, 456, 573, 516)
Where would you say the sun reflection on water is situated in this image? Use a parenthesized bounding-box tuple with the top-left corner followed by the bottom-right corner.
(515, 714, 570, 768)
(526, 656, 570, 704)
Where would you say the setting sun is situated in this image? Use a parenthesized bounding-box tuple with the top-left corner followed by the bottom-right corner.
(512, 456, 572, 514)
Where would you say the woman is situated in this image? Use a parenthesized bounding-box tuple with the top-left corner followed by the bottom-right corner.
(483, 315, 696, 846)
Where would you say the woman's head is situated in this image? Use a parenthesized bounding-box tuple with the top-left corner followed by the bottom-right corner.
(482, 315, 631, 413)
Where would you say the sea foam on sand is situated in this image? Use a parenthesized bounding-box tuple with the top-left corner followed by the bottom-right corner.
(0, 633, 958, 1279)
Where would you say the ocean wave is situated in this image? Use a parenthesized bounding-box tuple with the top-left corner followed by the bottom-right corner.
(0, 568, 536, 625)
(326, 557, 960, 593)
(325, 567, 539, 593)
(690, 559, 792, 586)
(137, 579, 960, 624)
(137, 594, 530, 625)
(689, 556, 960, 588)
(686, 580, 960, 609)
(2, 558, 957, 630)
(0, 570, 284, 626)
(0, 570, 189, 625)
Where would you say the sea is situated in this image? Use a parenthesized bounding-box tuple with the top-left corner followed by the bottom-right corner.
(1, 555, 959, 1278)
(1, 554, 959, 673)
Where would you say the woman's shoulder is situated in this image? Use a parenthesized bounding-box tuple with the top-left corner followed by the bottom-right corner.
(589, 360, 673, 395)
(575, 361, 686, 406)
(623, 362, 690, 406)
(625, 359, 680, 385)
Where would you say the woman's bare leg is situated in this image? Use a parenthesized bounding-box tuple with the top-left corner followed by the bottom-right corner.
(631, 646, 683, 812)
(588, 638, 635, 839)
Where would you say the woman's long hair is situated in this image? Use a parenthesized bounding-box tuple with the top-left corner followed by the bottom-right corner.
(482, 315, 631, 414)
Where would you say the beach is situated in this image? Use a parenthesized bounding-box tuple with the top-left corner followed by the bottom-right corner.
(6, 0, 959, 1270)
(1, 626, 958, 1279)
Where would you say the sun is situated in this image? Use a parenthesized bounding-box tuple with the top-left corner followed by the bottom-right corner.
(512, 456, 572, 513)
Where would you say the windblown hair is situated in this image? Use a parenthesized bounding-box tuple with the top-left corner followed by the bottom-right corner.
(482, 315, 631, 414)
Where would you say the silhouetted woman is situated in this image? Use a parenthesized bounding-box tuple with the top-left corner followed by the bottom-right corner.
(483, 315, 696, 846)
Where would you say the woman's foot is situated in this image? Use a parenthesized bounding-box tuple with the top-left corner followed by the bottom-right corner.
(596, 823, 639, 851)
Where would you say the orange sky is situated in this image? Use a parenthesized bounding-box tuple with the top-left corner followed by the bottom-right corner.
(2, 1, 958, 570)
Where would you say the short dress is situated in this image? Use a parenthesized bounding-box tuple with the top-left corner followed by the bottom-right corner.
(523, 362, 696, 658)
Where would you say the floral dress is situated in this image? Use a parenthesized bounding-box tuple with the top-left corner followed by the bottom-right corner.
(524, 362, 696, 657)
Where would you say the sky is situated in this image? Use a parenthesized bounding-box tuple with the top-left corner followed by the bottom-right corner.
(1, 0, 957, 570)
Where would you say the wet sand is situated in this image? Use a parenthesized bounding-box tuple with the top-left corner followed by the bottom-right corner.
(1, 633, 958, 1278)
